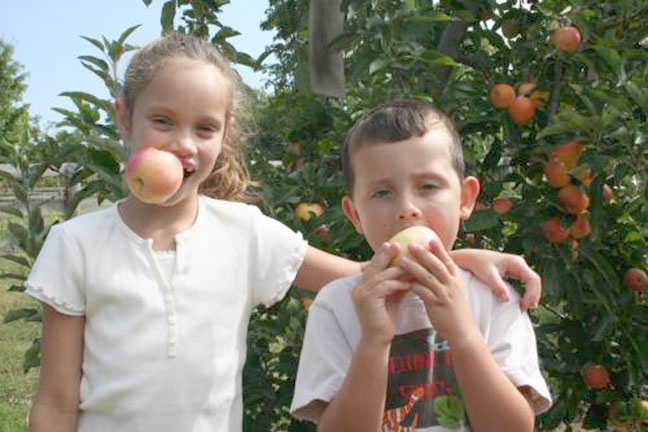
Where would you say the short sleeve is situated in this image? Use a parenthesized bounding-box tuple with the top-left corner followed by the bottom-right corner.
(24, 224, 85, 315)
(290, 299, 353, 423)
(249, 208, 308, 307)
(488, 294, 552, 414)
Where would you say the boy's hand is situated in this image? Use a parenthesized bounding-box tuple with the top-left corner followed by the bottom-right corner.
(450, 249, 542, 311)
(399, 237, 479, 345)
(352, 243, 410, 347)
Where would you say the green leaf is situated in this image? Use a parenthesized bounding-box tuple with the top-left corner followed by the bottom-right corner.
(80, 36, 105, 52)
(369, 57, 390, 75)
(3, 307, 39, 323)
(0, 206, 23, 218)
(464, 211, 500, 232)
(23, 338, 41, 373)
(161, 1, 177, 33)
(141, 0, 152, 5)
(117, 25, 141, 46)
(77, 55, 109, 73)
(0, 254, 31, 268)
(406, 12, 453, 22)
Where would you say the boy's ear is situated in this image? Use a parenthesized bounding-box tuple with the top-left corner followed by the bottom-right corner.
(459, 176, 481, 220)
(341, 195, 364, 235)
(114, 99, 131, 141)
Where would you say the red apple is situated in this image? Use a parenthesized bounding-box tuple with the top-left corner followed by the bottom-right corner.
(582, 363, 611, 390)
(551, 26, 582, 53)
(624, 268, 648, 292)
(492, 197, 514, 215)
(315, 224, 330, 240)
(388, 226, 439, 266)
(124, 147, 183, 204)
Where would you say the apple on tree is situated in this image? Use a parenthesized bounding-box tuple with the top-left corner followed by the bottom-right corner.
(124, 146, 184, 205)
(294, 202, 324, 221)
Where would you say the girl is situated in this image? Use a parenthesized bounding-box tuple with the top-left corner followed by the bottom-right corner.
(26, 33, 540, 432)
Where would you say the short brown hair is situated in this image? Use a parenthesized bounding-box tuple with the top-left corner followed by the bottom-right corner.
(121, 33, 256, 202)
(341, 100, 464, 193)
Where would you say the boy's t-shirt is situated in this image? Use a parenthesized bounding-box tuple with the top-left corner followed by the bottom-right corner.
(290, 270, 552, 431)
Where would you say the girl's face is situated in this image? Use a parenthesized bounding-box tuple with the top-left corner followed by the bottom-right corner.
(118, 57, 229, 208)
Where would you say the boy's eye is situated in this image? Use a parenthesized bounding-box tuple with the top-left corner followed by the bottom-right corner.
(371, 189, 392, 198)
(420, 183, 437, 191)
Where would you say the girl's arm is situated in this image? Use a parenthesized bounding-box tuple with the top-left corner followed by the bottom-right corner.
(294, 246, 541, 310)
(28, 304, 84, 432)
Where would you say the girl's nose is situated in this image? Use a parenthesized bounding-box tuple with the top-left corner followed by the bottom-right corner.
(171, 129, 197, 155)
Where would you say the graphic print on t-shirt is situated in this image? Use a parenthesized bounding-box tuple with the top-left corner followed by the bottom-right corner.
(382, 328, 468, 431)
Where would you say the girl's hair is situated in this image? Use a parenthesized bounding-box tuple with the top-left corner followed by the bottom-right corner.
(121, 32, 256, 202)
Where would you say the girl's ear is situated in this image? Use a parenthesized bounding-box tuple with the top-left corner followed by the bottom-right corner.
(341, 195, 364, 235)
(459, 176, 481, 220)
(114, 99, 131, 141)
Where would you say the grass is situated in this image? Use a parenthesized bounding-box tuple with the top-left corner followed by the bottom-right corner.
(0, 279, 41, 431)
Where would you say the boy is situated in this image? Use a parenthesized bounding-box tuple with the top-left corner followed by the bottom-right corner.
(290, 101, 551, 431)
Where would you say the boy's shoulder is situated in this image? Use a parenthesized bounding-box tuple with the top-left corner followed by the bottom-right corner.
(310, 273, 361, 313)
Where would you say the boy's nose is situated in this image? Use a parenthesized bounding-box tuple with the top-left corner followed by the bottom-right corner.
(397, 197, 423, 221)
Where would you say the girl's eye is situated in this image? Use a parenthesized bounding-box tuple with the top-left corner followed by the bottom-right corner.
(152, 117, 171, 126)
(197, 125, 217, 133)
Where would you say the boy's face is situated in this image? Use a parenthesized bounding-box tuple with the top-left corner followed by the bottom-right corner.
(342, 127, 480, 252)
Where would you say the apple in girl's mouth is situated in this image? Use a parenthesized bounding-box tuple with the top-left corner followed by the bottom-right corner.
(124, 147, 184, 204)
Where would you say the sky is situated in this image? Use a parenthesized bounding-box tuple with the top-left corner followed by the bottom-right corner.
(0, 0, 273, 128)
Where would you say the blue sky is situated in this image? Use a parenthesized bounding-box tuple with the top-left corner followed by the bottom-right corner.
(0, 0, 273, 127)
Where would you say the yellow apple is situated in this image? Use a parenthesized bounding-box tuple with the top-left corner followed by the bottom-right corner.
(388, 226, 440, 266)
(294, 202, 324, 221)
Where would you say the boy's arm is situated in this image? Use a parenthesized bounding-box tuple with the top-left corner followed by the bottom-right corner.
(319, 243, 408, 432)
(402, 240, 535, 432)
(29, 304, 84, 432)
(318, 341, 391, 432)
(450, 249, 541, 311)
(294, 245, 541, 311)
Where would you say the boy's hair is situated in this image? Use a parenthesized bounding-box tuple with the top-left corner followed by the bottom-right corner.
(342, 100, 464, 193)
(121, 32, 256, 202)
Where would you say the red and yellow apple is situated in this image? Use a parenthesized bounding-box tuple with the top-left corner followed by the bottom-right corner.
(570, 213, 592, 239)
(559, 184, 590, 215)
(624, 268, 648, 292)
(550, 140, 583, 169)
(543, 161, 570, 188)
(541, 217, 570, 244)
(551, 25, 582, 53)
(295, 202, 324, 221)
(489, 83, 516, 109)
(124, 146, 184, 204)
(507, 97, 536, 125)
(492, 197, 514, 215)
(388, 226, 439, 266)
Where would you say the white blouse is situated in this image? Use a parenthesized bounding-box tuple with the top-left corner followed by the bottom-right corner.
(26, 196, 308, 431)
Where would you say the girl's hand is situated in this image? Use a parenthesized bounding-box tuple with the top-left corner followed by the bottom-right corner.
(352, 243, 410, 347)
(398, 238, 479, 345)
(450, 249, 542, 311)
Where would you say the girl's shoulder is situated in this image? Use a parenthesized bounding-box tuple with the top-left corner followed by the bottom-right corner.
(51, 202, 119, 238)
(200, 196, 264, 225)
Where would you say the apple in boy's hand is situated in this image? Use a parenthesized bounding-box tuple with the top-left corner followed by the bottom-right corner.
(388, 226, 440, 266)
(124, 147, 184, 204)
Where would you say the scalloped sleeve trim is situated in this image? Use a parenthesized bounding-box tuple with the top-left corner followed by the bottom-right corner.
(25, 284, 85, 316)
